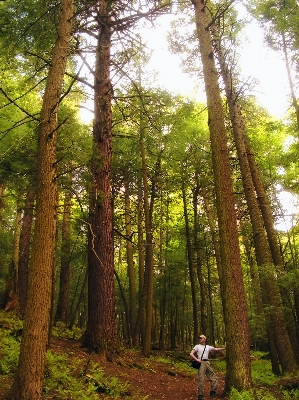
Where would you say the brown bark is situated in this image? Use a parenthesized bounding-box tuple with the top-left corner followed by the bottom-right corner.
(9, 1, 74, 398)
(191, 0, 252, 391)
(213, 26, 298, 373)
(18, 186, 35, 317)
(84, 0, 117, 352)
(55, 190, 72, 323)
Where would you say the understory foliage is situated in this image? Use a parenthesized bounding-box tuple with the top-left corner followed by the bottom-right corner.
(1, 311, 299, 399)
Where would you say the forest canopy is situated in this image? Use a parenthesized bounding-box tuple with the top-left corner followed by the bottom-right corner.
(0, 0, 299, 398)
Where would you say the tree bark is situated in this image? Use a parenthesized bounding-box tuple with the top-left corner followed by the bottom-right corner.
(84, 0, 117, 352)
(191, 0, 252, 391)
(9, 0, 74, 398)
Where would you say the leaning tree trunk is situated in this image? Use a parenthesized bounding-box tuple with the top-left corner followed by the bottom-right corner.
(191, 0, 252, 391)
(84, 0, 117, 352)
(213, 27, 298, 373)
(9, 1, 74, 398)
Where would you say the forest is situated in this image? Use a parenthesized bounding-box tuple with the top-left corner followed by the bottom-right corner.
(0, 0, 299, 399)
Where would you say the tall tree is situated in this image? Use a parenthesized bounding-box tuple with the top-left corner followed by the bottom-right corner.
(9, 0, 74, 397)
(191, 0, 252, 391)
(83, 0, 117, 352)
(212, 20, 298, 372)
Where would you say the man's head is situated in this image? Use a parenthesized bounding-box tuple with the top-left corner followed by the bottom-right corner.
(198, 334, 206, 343)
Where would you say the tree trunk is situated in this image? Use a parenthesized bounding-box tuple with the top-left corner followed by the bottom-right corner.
(213, 26, 298, 373)
(68, 268, 87, 330)
(55, 189, 72, 323)
(84, 0, 117, 352)
(182, 173, 199, 344)
(193, 173, 208, 335)
(124, 178, 137, 344)
(2, 206, 22, 311)
(191, 0, 252, 391)
(18, 185, 35, 317)
(132, 175, 145, 347)
(140, 122, 154, 358)
(9, 1, 74, 398)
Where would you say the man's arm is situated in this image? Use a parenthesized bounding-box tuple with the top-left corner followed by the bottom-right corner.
(190, 349, 200, 361)
(213, 346, 226, 352)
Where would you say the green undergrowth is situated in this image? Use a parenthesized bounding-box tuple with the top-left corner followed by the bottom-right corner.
(228, 351, 299, 400)
(0, 311, 133, 399)
(1, 311, 299, 399)
(44, 351, 130, 399)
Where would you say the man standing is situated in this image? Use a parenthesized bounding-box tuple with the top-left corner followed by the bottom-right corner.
(190, 334, 225, 399)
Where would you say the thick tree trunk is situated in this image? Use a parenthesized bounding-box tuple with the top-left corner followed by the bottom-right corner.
(18, 185, 35, 317)
(191, 0, 252, 391)
(55, 189, 72, 323)
(9, 1, 74, 398)
(84, 0, 117, 352)
(213, 27, 298, 373)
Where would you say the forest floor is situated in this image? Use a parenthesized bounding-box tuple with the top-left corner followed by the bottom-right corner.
(53, 337, 227, 400)
(2, 330, 299, 399)
(0, 335, 227, 400)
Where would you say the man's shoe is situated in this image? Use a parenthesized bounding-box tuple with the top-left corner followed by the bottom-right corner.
(210, 391, 217, 397)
